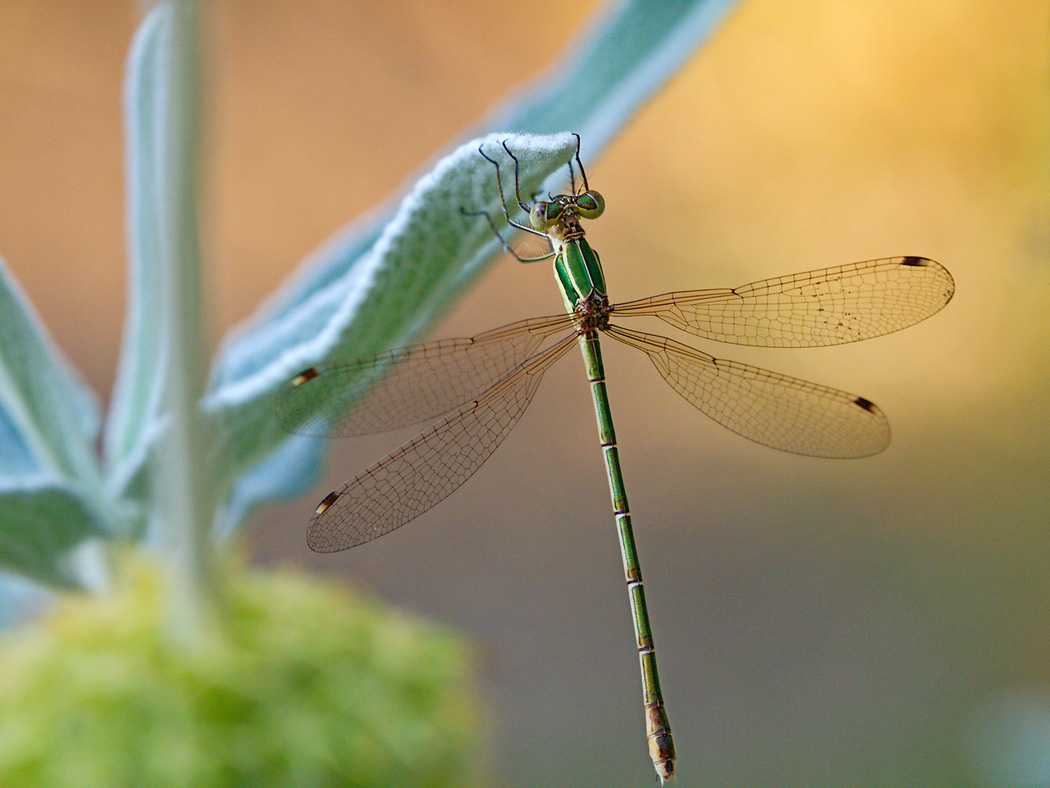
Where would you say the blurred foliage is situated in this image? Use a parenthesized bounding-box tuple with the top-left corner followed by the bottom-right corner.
(0, 554, 481, 787)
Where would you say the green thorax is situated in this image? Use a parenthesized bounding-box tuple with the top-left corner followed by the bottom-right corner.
(554, 236, 607, 313)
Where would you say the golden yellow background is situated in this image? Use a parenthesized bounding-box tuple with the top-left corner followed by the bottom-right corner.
(1, 1, 1047, 786)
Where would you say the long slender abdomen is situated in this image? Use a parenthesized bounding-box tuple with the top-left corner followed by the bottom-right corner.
(577, 328, 675, 782)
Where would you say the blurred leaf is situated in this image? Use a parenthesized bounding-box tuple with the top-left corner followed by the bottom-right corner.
(0, 256, 100, 484)
(0, 407, 38, 478)
(210, 210, 389, 392)
(0, 479, 104, 588)
(479, 0, 738, 157)
(214, 434, 322, 539)
(104, 2, 171, 476)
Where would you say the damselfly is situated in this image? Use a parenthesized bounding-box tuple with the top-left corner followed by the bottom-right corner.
(276, 135, 955, 781)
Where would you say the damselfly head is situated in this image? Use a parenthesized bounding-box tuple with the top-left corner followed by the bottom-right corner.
(529, 190, 605, 231)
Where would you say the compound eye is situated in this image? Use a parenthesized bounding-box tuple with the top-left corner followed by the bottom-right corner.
(576, 190, 605, 219)
(529, 201, 549, 230)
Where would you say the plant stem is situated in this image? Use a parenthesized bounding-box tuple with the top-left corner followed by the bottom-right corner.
(148, 0, 221, 640)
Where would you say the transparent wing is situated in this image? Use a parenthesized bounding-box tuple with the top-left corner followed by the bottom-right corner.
(512, 233, 557, 263)
(611, 257, 955, 347)
(306, 333, 578, 551)
(275, 312, 576, 437)
(605, 325, 890, 458)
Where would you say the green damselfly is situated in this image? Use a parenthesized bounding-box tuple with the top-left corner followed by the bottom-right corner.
(276, 136, 955, 781)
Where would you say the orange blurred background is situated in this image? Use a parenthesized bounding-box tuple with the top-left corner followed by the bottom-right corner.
(1, 1, 1047, 786)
